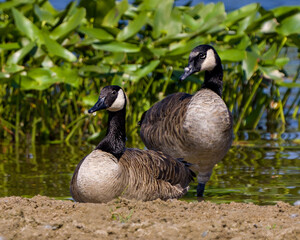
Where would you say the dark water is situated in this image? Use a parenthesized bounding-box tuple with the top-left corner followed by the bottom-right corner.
(1, 124, 299, 205)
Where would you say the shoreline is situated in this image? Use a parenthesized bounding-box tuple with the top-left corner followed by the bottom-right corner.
(0, 195, 299, 239)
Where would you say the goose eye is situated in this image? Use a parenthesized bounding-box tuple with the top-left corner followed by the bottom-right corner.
(112, 90, 117, 94)
(199, 53, 206, 59)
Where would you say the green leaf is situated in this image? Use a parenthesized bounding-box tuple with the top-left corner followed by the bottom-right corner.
(0, 72, 10, 79)
(242, 51, 258, 80)
(79, 0, 115, 26)
(78, 26, 114, 40)
(78, 65, 111, 76)
(34, 4, 57, 26)
(168, 37, 204, 56)
(117, 11, 148, 41)
(7, 42, 36, 65)
(218, 49, 245, 62)
(102, 0, 129, 27)
(3, 64, 24, 74)
(262, 43, 277, 61)
(275, 57, 289, 67)
(276, 81, 300, 88)
(92, 41, 141, 53)
(42, 33, 77, 62)
(50, 8, 86, 40)
(138, 0, 160, 11)
(27, 68, 57, 86)
(20, 68, 57, 91)
(130, 60, 160, 82)
(152, 0, 173, 39)
(0, 42, 20, 51)
(51, 66, 80, 88)
(82, 94, 98, 106)
(259, 66, 284, 81)
(12, 8, 43, 43)
(276, 13, 300, 36)
(225, 3, 259, 26)
(272, 6, 300, 18)
(0, 0, 34, 10)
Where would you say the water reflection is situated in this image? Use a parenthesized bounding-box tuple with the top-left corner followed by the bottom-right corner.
(0, 129, 299, 205)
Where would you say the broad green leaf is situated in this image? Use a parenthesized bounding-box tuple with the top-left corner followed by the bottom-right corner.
(78, 26, 114, 40)
(34, 4, 57, 26)
(50, 8, 86, 40)
(102, 0, 129, 27)
(42, 33, 77, 62)
(218, 49, 245, 62)
(51, 66, 80, 88)
(275, 57, 289, 67)
(168, 37, 205, 56)
(0, 42, 20, 51)
(130, 60, 160, 82)
(138, 0, 160, 11)
(117, 11, 148, 41)
(259, 66, 284, 81)
(0, 0, 34, 10)
(12, 8, 42, 43)
(7, 42, 35, 65)
(20, 68, 57, 91)
(0, 72, 10, 79)
(262, 43, 277, 61)
(242, 51, 258, 80)
(27, 68, 57, 86)
(152, 0, 173, 39)
(103, 52, 126, 65)
(225, 3, 258, 26)
(78, 65, 111, 76)
(82, 94, 99, 106)
(79, 0, 115, 26)
(3, 64, 24, 74)
(92, 41, 140, 53)
(182, 13, 199, 30)
(111, 74, 123, 86)
(276, 13, 300, 36)
(272, 6, 300, 18)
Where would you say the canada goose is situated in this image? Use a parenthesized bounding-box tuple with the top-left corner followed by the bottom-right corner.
(139, 45, 233, 197)
(70, 85, 195, 203)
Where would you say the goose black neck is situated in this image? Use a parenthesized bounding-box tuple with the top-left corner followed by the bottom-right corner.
(201, 64, 223, 97)
(96, 107, 126, 160)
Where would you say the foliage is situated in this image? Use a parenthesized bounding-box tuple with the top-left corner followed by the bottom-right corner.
(0, 0, 299, 145)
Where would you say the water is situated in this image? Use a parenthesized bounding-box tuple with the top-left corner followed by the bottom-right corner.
(1, 125, 299, 205)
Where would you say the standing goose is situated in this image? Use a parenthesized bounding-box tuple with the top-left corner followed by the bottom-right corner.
(139, 45, 233, 197)
(70, 85, 195, 203)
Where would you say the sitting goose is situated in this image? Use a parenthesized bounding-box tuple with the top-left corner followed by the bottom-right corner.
(139, 45, 233, 197)
(70, 85, 195, 203)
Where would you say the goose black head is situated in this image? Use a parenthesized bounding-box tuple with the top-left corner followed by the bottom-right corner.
(88, 85, 126, 113)
(180, 45, 221, 81)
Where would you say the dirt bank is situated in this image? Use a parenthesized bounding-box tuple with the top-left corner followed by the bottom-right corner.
(0, 195, 299, 240)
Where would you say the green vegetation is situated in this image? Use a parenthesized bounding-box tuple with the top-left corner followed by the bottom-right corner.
(0, 0, 299, 145)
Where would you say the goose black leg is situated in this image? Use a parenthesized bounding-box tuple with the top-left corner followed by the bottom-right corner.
(197, 183, 206, 197)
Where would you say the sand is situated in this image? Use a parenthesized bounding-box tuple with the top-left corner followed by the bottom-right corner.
(0, 195, 299, 239)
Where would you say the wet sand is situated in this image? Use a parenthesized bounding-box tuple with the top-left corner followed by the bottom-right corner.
(0, 195, 299, 239)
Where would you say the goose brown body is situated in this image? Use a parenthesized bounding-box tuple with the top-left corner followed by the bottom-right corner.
(71, 148, 194, 203)
(70, 85, 195, 203)
(139, 45, 233, 196)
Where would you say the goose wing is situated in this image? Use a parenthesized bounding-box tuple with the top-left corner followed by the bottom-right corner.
(139, 92, 192, 126)
(122, 148, 195, 186)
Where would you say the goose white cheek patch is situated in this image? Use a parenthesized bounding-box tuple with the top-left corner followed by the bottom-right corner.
(107, 89, 125, 112)
(201, 49, 216, 71)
